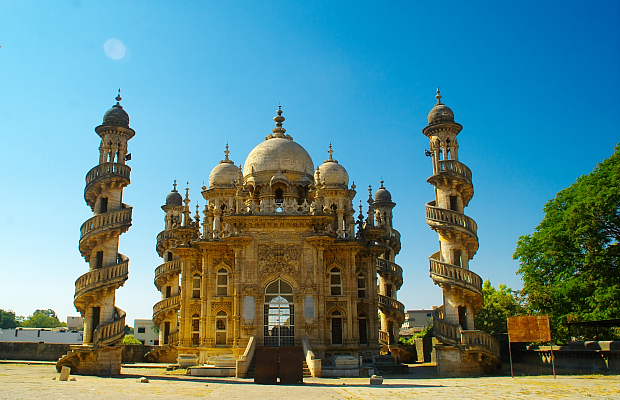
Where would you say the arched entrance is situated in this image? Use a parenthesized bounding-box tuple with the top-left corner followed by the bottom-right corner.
(264, 279, 294, 346)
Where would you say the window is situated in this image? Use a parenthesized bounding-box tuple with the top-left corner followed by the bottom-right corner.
(192, 275, 201, 299)
(165, 286, 172, 298)
(330, 268, 342, 296)
(357, 274, 366, 298)
(216, 268, 228, 296)
(191, 314, 200, 346)
(137, 327, 145, 334)
(331, 311, 343, 345)
(452, 249, 462, 267)
(95, 251, 103, 268)
(358, 316, 368, 344)
(99, 197, 108, 213)
(264, 279, 294, 347)
(167, 252, 173, 262)
(216, 311, 227, 346)
(386, 284, 393, 298)
(449, 195, 459, 212)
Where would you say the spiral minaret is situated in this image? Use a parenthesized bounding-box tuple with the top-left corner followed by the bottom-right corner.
(423, 90, 499, 375)
(57, 92, 134, 376)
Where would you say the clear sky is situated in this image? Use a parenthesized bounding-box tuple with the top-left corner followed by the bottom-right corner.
(1, 1, 618, 324)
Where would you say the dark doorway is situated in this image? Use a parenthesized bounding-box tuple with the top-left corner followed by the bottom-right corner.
(458, 306, 468, 330)
(331, 313, 343, 345)
(358, 318, 368, 344)
(92, 307, 101, 330)
(163, 321, 170, 344)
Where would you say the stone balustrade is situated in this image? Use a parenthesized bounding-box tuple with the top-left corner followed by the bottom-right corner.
(376, 258, 403, 289)
(378, 330, 389, 345)
(93, 310, 125, 345)
(436, 160, 472, 183)
(167, 330, 179, 346)
(153, 295, 181, 322)
(85, 162, 130, 191)
(461, 330, 500, 357)
(429, 256, 482, 295)
(377, 294, 405, 318)
(426, 203, 477, 238)
(154, 259, 182, 289)
(74, 262, 129, 302)
(80, 208, 132, 240)
(432, 317, 461, 345)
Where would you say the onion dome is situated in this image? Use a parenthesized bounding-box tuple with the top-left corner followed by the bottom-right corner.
(165, 181, 183, 206)
(317, 144, 349, 187)
(209, 144, 241, 188)
(243, 107, 314, 177)
(427, 88, 454, 125)
(374, 180, 392, 202)
(102, 90, 130, 128)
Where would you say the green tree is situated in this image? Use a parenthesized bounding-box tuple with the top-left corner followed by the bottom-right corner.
(122, 334, 142, 345)
(514, 145, 620, 341)
(475, 281, 525, 335)
(0, 309, 18, 329)
(19, 309, 67, 328)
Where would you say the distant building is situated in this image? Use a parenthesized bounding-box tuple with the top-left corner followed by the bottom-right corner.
(134, 319, 158, 345)
(67, 316, 84, 331)
(0, 328, 82, 344)
(401, 309, 434, 334)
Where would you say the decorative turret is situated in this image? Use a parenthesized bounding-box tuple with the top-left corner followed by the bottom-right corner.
(423, 89, 499, 374)
(57, 91, 134, 375)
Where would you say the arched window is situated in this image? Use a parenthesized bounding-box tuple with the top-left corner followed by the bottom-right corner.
(331, 310, 343, 345)
(215, 311, 227, 346)
(191, 314, 200, 346)
(357, 274, 366, 298)
(330, 267, 342, 296)
(264, 279, 294, 346)
(192, 274, 201, 299)
(167, 252, 173, 262)
(216, 268, 229, 296)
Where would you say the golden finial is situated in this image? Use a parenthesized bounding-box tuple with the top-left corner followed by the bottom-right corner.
(328, 143, 334, 161)
(435, 88, 442, 104)
(272, 105, 287, 136)
(115, 88, 122, 104)
(224, 143, 230, 160)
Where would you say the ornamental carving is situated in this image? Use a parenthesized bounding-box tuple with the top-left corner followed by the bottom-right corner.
(258, 244, 302, 275)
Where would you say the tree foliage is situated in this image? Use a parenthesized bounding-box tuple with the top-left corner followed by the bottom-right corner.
(475, 281, 526, 335)
(19, 309, 66, 328)
(122, 334, 142, 345)
(514, 145, 620, 340)
(0, 309, 18, 329)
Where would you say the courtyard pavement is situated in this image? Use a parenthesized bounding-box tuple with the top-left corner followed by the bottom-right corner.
(0, 363, 619, 399)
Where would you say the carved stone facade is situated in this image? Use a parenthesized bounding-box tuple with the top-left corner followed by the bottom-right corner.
(151, 108, 404, 374)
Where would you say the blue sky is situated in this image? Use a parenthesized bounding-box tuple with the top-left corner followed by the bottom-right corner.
(1, 1, 618, 323)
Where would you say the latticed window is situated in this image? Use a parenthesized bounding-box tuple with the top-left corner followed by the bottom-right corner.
(330, 268, 342, 296)
(191, 314, 200, 346)
(357, 274, 366, 298)
(264, 279, 294, 347)
(192, 275, 201, 299)
(216, 268, 228, 296)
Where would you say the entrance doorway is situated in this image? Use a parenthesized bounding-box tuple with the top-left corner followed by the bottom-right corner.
(215, 311, 227, 345)
(331, 311, 343, 345)
(264, 279, 294, 346)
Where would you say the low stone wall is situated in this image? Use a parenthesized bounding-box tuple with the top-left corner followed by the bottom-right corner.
(0, 342, 153, 363)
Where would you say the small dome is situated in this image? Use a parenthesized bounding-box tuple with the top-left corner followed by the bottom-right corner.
(427, 88, 454, 125)
(318, 161, 349, 187)
(374, 182, 392, 202)
(166, 189, 183, 207)
(103, 92, 129, 128)
(209, 161, 241, 188)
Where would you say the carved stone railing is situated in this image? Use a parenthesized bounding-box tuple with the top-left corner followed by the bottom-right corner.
(301, 336, 322, 377)
(74, 261, 129, 303)
(376, 258, 403, 289)
(166, 330, 179, 346)
(378, 294, 405, 321)
(154, 259, 182, 289)
(436, 160, 472, 183)
(378, 330, 389, 345)
(426, 202, 477, 238)
(80, 208, 133, 240)
(461, 330, 500, 357)
(153, 295, 181, 323)
(85, 162, 130, 192)
(93, 308, 125, 346)
(432, 317, 461, 345)
(429, 256, 482, 296)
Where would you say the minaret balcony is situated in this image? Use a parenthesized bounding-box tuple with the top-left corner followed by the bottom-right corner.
(377, 294, 405, 322)
(425, 203, 478, 240)
(92, 308, 126, 345)
(429, 255, 482, 296)
(376, 258, 403, 289)
(154, 259, 182, 290)
(84, 162, 131, 207)
(435, 160, 472, 183)
(153, 295, 181, 324)
(74, 261, 129, 307)
(79, 208, 132, 255)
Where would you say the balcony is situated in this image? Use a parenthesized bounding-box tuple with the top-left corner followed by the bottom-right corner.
(461, 330, 500, 357)
(425, 203, 477, 239)
(154, 259, 182, 289)
(153, 295, 181, 323)
(429, 256, 482, 296)
(93, 309, 126, 346)
(378, 294, 405, 321)
(74, 261, 129, 304)
(79, 208, 132, 256)
(376, 259, 403, 289)
(84, 163, 131, 205)
(436, 160, 472, 183)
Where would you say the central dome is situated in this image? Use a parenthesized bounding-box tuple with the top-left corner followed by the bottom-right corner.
(243, 137, 314, 176)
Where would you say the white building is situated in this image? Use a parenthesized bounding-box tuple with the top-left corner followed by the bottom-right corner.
(401, 309, 435, 332)
(0, 328, 83, 344)
(134, 319, 158, 345)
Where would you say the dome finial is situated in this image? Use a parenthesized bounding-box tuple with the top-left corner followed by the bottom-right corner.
(115, 88, 122, 104)
(380, 179, 385, 189)
(272, 105, 287, 137)
(328, 143, 334, 161)
(172, 179, 178, 192)
(224, 143, 230, 160)
(436, 88, 442, 104)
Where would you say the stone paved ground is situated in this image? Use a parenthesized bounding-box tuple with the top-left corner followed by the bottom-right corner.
(1, 364, 619, 400)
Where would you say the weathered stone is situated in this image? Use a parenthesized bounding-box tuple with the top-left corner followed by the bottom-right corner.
(369, 375, 383, 385)
(59, 366, 70, 381)
(138, 377, 149, 383)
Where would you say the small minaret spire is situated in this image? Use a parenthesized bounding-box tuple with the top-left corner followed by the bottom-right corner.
(328, 143, 334, 161)
(272, 106, 287, 137)
(435, 88, 442, 104)
(224, 143, 230, 161)
(115, 89, 122, 105)
(172, 179, 178, 192)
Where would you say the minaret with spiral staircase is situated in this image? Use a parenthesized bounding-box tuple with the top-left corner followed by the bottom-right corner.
(56, 91, 134, 376)
(423, 89, 499, 376)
